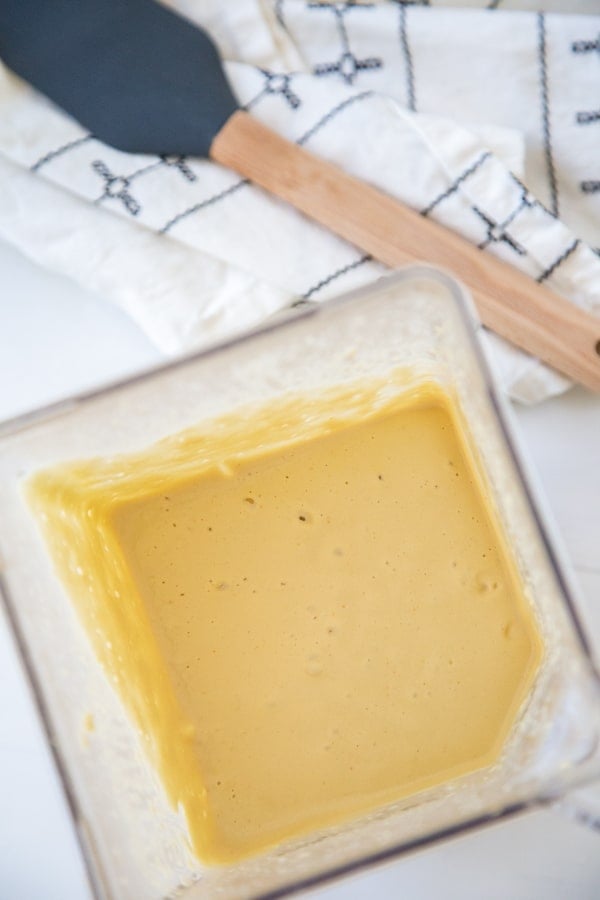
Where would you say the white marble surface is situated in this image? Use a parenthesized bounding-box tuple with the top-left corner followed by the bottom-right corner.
(0, 239, 599, 899)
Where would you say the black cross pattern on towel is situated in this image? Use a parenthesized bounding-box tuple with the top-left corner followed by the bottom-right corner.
(309, 2, 383, 85)
(572, 31, 600, 194)
(245, 69, 302, 111)
(92, 160, 142, 215)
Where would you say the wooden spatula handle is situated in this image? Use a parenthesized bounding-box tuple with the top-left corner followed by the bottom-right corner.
(211, 111, 600, 392)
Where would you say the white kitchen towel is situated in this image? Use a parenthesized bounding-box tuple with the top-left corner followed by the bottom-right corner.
(1, 1, 599, 404)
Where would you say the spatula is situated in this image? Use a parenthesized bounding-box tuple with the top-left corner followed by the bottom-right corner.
(1, 0, 599, 391)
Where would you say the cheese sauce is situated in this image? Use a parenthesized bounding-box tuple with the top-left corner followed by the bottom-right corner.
(27, 381, 542, 863)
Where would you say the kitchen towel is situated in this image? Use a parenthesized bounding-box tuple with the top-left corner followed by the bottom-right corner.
(0, 0, 599, 404)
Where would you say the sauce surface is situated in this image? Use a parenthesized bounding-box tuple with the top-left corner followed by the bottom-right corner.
(28, 382, 542, 863)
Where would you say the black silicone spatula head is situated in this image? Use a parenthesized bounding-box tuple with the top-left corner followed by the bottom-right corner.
(0, 0, 239, 157)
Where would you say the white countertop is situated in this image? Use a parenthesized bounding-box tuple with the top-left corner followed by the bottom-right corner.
(1, 238, 599, 899)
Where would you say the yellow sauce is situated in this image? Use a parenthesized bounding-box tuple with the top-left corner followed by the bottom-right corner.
(27, 380, 542, 863)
